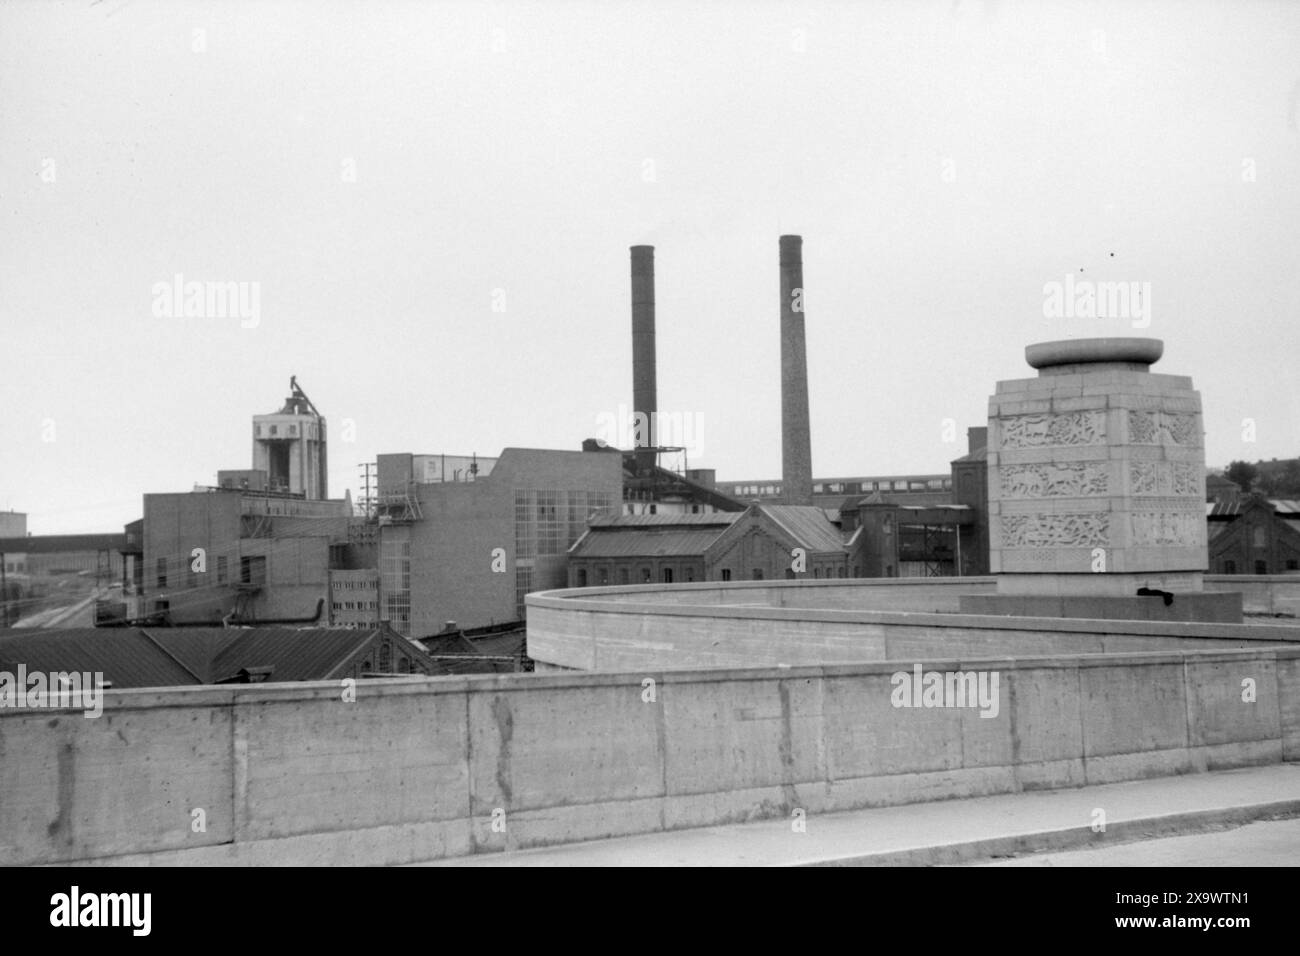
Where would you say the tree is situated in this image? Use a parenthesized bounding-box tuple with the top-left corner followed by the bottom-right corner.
(1224, 460, 1258, 493)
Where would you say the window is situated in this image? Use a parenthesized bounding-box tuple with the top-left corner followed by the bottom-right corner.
(641, 567, 652, 583)
(721, 569, 732, 581)
(240, 555, 267, 586)
(619, 568, 629, 585)
(379, 641, 391, 672)
(813, 484, 824, 494)
(599, 568, 609, 585)
(1225, 560, 1237, 574)
(1255, 560, 1267, 575)
(217, 555, 228, 584)
(1287, 560, 1298, 571)
(269, 425, 277, 436)
(662, 568, 673, 583)
(785, 569, 796, 579)
(156, 557, 167, 589)
(1254, 527, 1267, 549)
(751, 568, 763, 580)
(853, 565, 860, 577)
(814, 567, 821, 579)
(649, 504, 657, 514)
(577, 569, 588, 587)
(685, 567, 694, 582)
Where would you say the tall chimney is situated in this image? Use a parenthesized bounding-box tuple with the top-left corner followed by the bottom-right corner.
(780, 235, 814, 506)
(630, 245, 657, 474)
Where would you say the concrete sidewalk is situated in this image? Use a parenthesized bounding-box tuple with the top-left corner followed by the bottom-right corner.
(417, 763, 1300, 866)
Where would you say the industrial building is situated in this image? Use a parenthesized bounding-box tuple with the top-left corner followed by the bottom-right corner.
(135, 378, 361, 627)
(567, 512, 739, 587)
(1207, 495, 1300, 575)
(372, 446, 622, 635)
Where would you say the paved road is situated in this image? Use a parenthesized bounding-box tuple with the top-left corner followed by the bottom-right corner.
(976, 818, 1300, 866)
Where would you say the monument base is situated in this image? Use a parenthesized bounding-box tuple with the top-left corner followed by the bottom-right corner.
(959, 591, 1243, 624)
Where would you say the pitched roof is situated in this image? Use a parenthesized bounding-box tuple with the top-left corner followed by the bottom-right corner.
(0, 625, 434, 689)
(570, 526, 731, 558)
(586, 512, 739, 528)
(0, 628, 201, 689)
(761, 505, 847, 553)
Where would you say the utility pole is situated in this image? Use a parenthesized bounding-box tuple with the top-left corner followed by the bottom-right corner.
(1, 552, 7, 628)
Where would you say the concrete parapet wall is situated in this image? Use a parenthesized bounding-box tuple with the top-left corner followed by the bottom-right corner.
(527, 579, 1300, 672)
(1205, 575, 1300, 617)
(3, 646, 1298, 866)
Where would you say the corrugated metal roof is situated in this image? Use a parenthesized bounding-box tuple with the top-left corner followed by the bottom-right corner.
(1207, 498, 1300, 518)
(207, 627, 388, 683)
(571, 526, 729, 558)
(762, 505, 847, 553)
(0, 626, 438, 689)
(0, 628, 201, 689)
(587, 512, 740, 528)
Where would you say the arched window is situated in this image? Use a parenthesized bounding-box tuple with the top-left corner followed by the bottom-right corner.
(379, 641, 391, 672)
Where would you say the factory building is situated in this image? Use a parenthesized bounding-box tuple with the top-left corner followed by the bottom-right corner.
(1207, 495, 1300, 575)
(374, 446, 622, 636)
(142, 488, 354, 625)
(134, 378, 360, 626)
(567, 512, 739, 587)
(704, 504, 849, 580)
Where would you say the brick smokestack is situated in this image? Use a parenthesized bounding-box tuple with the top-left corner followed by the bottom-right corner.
(630, 245, 657, 474)
(780, 235, 813, 505)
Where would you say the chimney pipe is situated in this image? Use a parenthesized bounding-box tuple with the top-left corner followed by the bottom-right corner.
(780, 235, 813, 506)
(630, 245, 657, 474)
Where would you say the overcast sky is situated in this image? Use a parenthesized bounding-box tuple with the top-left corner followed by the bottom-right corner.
(3, 0, 1299, 534)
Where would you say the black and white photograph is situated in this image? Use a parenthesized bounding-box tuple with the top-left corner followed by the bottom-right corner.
(1, 0, 1296, 917)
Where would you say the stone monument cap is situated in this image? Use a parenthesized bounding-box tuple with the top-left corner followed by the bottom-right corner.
(1025, 337, 1163, 371)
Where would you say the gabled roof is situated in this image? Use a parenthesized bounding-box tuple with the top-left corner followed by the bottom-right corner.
(760, 505, 847, 553)
(570, 526, 731, 559)
(0, 628, 200, 689)
(0, 625, 434, 689)
(586, 512, 739, 528)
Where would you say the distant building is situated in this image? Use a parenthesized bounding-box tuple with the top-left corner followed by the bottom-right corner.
(704, 504, 850, 581)
(0, 534, 124, 581)
(567, 512, 740, 586)
(1207, 495, 1300, 575)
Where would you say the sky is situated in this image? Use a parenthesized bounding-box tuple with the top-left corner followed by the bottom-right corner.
(2, 0, 1299, 534)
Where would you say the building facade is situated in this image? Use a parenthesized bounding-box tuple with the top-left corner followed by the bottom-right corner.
(374, 447, 622, 636)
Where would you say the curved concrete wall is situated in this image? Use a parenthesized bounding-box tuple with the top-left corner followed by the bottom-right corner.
(526, 578, 1300, 673)
(3, 646, 1298, 866)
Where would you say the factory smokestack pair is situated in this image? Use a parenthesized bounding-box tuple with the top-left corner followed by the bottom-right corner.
(627, 237, 813, 503)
